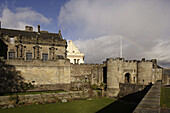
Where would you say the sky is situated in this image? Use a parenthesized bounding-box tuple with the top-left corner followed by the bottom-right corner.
(0, 0, 170, 67)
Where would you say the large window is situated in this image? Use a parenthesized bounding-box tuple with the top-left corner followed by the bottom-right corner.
(42, 53, 48, 61)
(9, 52, 15, 59)
(26, 52, 32, 60)
(77, 59, 80, 64)
(74, 59, 76, 64)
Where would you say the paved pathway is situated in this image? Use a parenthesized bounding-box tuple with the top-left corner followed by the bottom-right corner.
(133, 80, 161, 113)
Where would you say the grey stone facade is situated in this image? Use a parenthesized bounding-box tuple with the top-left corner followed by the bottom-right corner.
(0, 26, 163, 97)
(162, 68, 170, 85)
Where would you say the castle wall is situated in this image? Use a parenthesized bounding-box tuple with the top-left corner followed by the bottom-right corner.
(121, 60, 137, 84)
(4, 59, 71, 85)
(106, 58, 138, 85)
(162, 69, 170, 85)
(119, 83, 145, 97)
(138, 61, 154, 84)
(70, 64, 104, 85)
(106, 58, 120, 97)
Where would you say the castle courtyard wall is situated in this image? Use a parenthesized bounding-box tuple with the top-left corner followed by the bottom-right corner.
(138, 61, 153, 84)
(70, 64, 104, 90)
(4, 59, 71, 85)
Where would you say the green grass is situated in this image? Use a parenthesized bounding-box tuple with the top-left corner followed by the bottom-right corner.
(0, 97, 115, 113)
(160, 87, 170, 108)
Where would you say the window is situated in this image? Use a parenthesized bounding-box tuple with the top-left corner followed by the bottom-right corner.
(9, 52, 15, 59)
(26, 52, 32, 60)
(42, 53, 48, 61)
(77, 59, 79, 64)
(74, 59, 76, 64)
(133, 77, 135, 83)
(57, 55, 64, 59)
(37, 49, 40, 59)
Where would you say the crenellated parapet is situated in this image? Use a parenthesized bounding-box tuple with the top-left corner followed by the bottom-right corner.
(71, 63, 104, 68)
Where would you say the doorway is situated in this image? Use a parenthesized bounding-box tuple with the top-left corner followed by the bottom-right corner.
(125, 73, 130, 83)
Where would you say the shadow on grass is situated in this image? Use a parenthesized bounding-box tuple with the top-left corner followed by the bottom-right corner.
(96, 84, 152, 113)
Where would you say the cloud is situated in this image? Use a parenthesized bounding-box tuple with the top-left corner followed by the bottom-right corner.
(0, 7, 51, 31)
(59, 0, 170, 67)
(74, 35, 121, 63)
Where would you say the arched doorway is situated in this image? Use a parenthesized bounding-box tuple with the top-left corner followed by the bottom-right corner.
(125, 73, 130, 83)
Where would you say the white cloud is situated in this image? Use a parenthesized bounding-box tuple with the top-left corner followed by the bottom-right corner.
(0, 7, 51, 31)
(74, 35, 121, 63)
(59, 0, 170, 67)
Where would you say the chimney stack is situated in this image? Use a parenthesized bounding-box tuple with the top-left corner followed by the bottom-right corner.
(38, 25, 40, 33)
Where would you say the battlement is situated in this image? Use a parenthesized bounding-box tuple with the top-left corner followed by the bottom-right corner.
(125, 60, 138, 63)
(106, 57, 157, 64)
(71, 63, 104, 67)
(139, 59, 157, 63)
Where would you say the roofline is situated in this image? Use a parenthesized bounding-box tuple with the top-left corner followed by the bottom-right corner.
(0, 28, 60, 35)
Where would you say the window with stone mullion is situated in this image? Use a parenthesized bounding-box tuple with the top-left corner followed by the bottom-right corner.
(34, 45, 41, 60)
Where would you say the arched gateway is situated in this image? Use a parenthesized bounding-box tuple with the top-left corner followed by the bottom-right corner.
(125, 73, 130, 83)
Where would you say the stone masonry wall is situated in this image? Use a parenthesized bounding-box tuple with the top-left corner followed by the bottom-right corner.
(138, 61, 153, 84)
(70, 64, 104, 90)
(70, 64, 104, 85)
(119, 83, 145, 97)
(0, 90, 100, 108)
(162, 69, 170, 85)
(106, 58, 120, 97)
(3, 59, 71, 85)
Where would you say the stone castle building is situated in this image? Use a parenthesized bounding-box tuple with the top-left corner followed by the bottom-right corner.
(0, 25, 70, 88)
(0, 25, 163, 97)
(67, 40, 84, 64)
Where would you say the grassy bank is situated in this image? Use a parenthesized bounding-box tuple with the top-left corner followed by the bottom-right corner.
(0, 98, 115, 113)
(160, 87, 170, 108)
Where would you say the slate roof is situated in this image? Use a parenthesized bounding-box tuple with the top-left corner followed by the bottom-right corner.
(0, 28, 63, 40)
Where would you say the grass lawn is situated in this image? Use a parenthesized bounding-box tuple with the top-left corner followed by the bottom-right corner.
(0, 98, 115, 113)
(160, 87, 170, 108)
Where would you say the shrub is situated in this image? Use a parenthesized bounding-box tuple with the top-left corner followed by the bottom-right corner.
(90, 84, 98, 90)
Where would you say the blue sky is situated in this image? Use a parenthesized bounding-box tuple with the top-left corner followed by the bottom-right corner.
(0, 0, 170, 67)
(0, 0, 68, 33)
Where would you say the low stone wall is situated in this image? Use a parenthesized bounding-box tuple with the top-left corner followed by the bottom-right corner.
(133, 80, 161, 113)
(28, 84, 71, 92)
(118, 83, 145, 97)
(0, 90, 99, 108)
